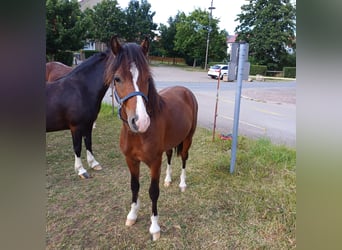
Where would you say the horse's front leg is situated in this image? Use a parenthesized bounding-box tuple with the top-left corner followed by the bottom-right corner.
(71, 128, 89, 179)
(149, 157, 162, 241)
(125, 157, 140, 226)
(83, 125, 102, 171)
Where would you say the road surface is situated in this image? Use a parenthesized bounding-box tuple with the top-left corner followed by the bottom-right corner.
(103, 65, 296, 148)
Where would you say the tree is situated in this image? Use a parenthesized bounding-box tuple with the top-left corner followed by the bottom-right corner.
(124, 0, 157, 42)
(235, 0, 296, 70)
(174, 9, 227, 67)
(89, 0, 126, 44)
(157, 14, 183, 58)
(46, 0, 86, 58)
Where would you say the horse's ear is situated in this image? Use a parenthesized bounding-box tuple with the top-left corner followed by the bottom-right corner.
(141, 37, 149, 55)
(110, 36, 121, 56)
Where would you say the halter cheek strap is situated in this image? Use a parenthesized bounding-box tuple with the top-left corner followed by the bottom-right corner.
(114, 90, 149, 122)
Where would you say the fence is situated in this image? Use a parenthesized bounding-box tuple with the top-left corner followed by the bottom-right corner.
(148, 56, 185, 65)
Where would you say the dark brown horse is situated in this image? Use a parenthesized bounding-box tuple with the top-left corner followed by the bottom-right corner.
(46, 51, 111, 178)
(46, 61, 73, 82)
(104, 36, 198, 240)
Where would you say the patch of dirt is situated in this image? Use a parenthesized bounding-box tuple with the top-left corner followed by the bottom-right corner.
(242, 88, 296, 104)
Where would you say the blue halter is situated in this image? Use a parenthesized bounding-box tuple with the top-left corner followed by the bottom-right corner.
(114, 90, 149, 122)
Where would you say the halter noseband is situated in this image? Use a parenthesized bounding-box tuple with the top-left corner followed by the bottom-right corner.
(114, 90, 149, 122)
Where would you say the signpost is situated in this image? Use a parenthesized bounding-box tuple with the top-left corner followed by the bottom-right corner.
(229, 42, 249, 173)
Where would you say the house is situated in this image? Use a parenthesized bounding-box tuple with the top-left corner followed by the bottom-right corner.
(226, 34, 238, 55)
(79, 0, 107, 51)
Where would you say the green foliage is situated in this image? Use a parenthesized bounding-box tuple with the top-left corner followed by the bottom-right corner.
(174, 9, 227, 67)
(46, 0, 158, 57)
(250, 65, 267, 76)
(235, 0, 296, 70)
(46, 0, 87, 57)
(88, 0, 126, 44)
(157, 14, 183, 58)
(83, 50, 99, 59)
(283, 67, 296, 78)
(124, 0, 157, 42)
(54, 51, 73, 66)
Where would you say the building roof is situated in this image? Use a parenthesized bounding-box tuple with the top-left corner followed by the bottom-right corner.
(227, 34, 238, 43)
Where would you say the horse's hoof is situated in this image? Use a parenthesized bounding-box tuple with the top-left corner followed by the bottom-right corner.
(180, 186, 186, 192)
(79, 172, 91, 179)
(92, 165, 102, 171)
(164, 181, 171, 187)
(125, 219, 136, 226)
(151, 232, 160, 241)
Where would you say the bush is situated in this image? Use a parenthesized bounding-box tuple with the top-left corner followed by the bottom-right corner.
(54, 51, 73, 66)
(283, 67, 296, 78)
(250, 65, 267, 76)
(83, 50, 99, 59)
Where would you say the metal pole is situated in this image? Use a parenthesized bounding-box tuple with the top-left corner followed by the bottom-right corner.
(230, 42, 248, 174)
(204, 0, 215, 70)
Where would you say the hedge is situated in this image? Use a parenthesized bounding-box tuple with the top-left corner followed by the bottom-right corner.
(283, 67, 296, 78)
(250, 65, 267, 76)
(54, 51, 73, 66)
(83, 50, 99, 59)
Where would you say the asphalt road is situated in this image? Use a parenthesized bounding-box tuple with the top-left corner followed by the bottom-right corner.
(103, 66, 296, 148)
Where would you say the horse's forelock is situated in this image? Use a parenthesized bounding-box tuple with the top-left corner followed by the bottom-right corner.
(105, 43, 151, 85)
(104, 42, 163, 116)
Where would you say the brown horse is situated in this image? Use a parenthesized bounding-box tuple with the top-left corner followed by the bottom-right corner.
(46, 61, 73, 82)
(46, 51, 111, 178)
(104, 36, 198, 240)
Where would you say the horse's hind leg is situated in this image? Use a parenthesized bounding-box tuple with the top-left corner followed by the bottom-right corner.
(179, 136, 194, 192)
(179, 152, 188, 192)
(83, 125, 102, 171)
(164, 149, 173, 187)
(149, 157, 162, 241)
(71, 128, 90, 179)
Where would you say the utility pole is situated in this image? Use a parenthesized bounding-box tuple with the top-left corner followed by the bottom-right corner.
(204, 0, 215, 70)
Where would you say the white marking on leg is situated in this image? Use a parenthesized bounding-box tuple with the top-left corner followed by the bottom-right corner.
(126, 198, 140, 226)
(130, 63, 150, 133)
(86, 150, 101, 170)
(164, 163, 172, 186)
(149, 215, 161, 241)
(74, 154, 87, 176)
(179, 168, 187, 192)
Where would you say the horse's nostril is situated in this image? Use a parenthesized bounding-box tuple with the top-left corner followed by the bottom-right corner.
(129, 115, 139, 132)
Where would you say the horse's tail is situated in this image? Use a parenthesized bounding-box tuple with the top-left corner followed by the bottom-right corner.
(175, 142, 183, 157)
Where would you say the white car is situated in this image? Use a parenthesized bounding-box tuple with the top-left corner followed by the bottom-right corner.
(207, 64, 228, 79)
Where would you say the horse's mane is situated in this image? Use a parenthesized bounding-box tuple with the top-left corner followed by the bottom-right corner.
(69, 50, 110, 76)
(147, 77, 164, 117)
(104, 43, 164, 117)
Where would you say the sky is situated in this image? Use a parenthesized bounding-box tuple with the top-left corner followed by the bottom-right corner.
(116, 0, 249, 35)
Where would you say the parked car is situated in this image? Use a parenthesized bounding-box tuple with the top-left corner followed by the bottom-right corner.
(207, 64, 228, 79)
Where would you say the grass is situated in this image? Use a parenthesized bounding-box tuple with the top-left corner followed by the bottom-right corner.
(46, 103, 296, 249)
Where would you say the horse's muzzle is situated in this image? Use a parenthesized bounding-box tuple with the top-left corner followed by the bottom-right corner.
(128, 113, 150, 133)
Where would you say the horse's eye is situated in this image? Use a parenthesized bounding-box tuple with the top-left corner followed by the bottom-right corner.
(114, 76, 121, 84)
